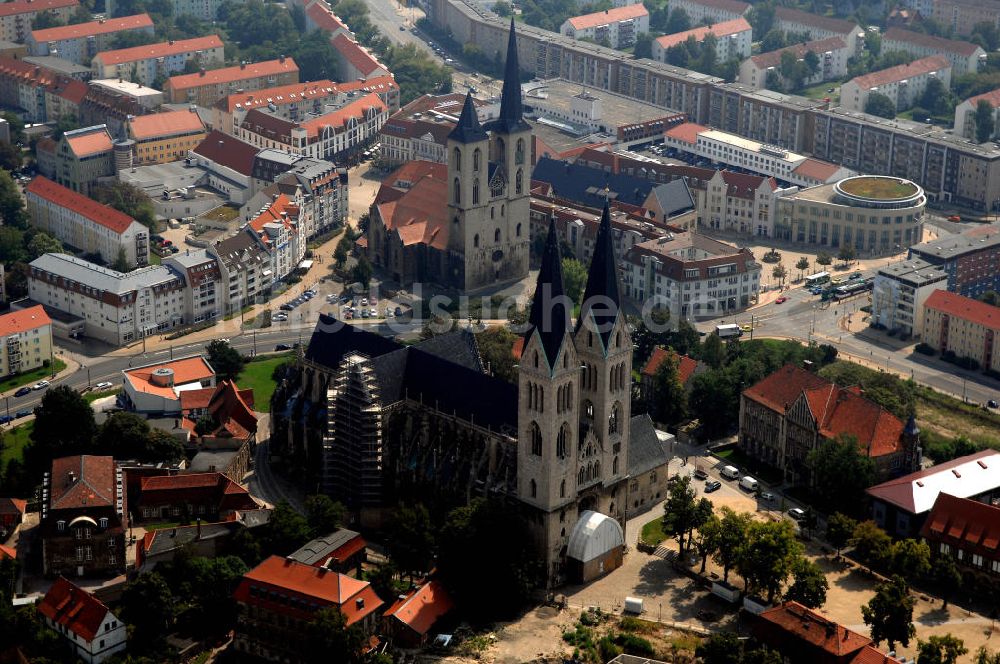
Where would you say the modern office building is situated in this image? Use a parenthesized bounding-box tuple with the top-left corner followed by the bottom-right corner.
(871, 258, 948, 338)
(907, 224, 1000, 298)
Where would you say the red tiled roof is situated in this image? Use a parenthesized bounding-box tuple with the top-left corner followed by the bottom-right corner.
(925, 289, 1000, 331)
(775, 6, 860, 35)
(141, 472, 230, 492)
(38, 578, 113, 643)
(720, 170, 776, 197)
(205, 380, 258, 439)
(567, 4, 648, 30)
(215, 79, 338, 113)
(850, 645, 904, 664)
(793, 158, 842, 183)
(31, 13, 152, 43)
(749, 36, 848, 68)
(384, 579, 454, 636)
(742, 364, 830, 412)
(759, 601, 872, 657)
(332, 33, 383, 77)
(306, 0, 348, 33)
(377, 173, 449, 250)
(0, 0, 77, 18)
(48, 77, 88, 105)
(921, 492, 1000, 559)
(849, 55, 951, 90)
(129, 109, 206, 140)
(664, 122, 708, 145)
(64, 127, 113, 157)
(191, 130, 258, 176)
(0, 305, 51, 337)
(299, 92, 386, 138)
(49, 455, 116, 510)
(883, 27, 983, 57)
(124, 356, 215, 398)
(966, 87, 1000, 110)
(801, 384, 905, 457)
(235, 555, 383, 626)
(0, 497, 27, 516)
(166, 58, 299, 92)
(27, 176, 138, 233)
(641, 347, 698, 384)
(655, 18, 750, 50)
(0, 544, 15, 559)
(179, 387, 216, 411)
(94, 35, 224, 66)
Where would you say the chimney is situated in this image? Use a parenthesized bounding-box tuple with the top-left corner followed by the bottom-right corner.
(240, 62, 246, 70)
(169, 39, 174, 45)
(199, 68, 206, 77)
(279, 54, 285, 63)
(67, 471, 76, 486)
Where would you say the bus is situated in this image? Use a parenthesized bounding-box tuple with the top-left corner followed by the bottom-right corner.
(832, 278, 873, 301)
(805, 272, 831, 286)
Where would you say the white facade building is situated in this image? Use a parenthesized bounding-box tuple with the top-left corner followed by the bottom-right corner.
(953, 87, 1000, 141)
(27, 14, 154, 65)
(652, 18, 752, 62)
(882, 27, 986, 77)
(737, 36, 850, 91)
(39, 577, 127, 664)
(561, 4, 649, 49)
(91, 35, 225, 87)
(840, 55, 952, 114)
(667, 0, 750, 25)
(871, 258, 949, 338)
(773, 7, 863, 56)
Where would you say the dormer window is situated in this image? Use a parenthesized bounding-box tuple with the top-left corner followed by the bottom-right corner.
(99, 517, 108, 529)
(57, 520, 65, 531)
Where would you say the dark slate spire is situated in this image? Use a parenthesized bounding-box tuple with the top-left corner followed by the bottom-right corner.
(448, 91, 488, 144)
(492, 16, 530, 134)
(577, 201, 622, 350)
(904, 415, 920, 437)
(525, 217, 570, 369)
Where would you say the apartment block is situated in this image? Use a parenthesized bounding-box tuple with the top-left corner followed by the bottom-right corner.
(91, 35, 225, 86)
(561, 4, 648, 49)
(25, 176, 150, 267)
(0, 56, 87, 123)
(667, 0, 749, 25)
(127, 109, 207, 165)
(207, 232, 271, 315)
(840, 56, 952, 114)
(954, 87, 1000, 141)
(164, 57, 300, 107)
(907, 224, 1000, 297)
(27, 14, 154, 65)
(871, 258, 948, 337)
(162, 250, 223, 324)
(773, 7, 863, 55)
(0, 0, 78, 43)
(34, 124, 115, 196)
(922, 289, 1000, 371)
(652, 18, 751, 63)
(882, 27, 985, 77)
(737, 36, 849, 91)
(244, 193, 306, 285)
(0, 305, 53, 378)
(248, 149, 348, 236)
(932, 0, 1000, 37)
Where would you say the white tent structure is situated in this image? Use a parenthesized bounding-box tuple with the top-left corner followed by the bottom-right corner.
(566, 510, 625, 582)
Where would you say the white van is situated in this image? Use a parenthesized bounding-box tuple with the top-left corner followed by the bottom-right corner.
(720, 465, 740, 480)
(739, 476, 759, 493)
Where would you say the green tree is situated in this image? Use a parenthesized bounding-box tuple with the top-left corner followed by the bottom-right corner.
(760, 28, 787, 52)
(976, 99, 996, 143)
(785, 558, 828, 608)
(0, 227, 27, 264)
(980, 290, 1000, 306)
(688, 369, 737, 439)
(662, 475, 712, 554)
(0, 142, 22, 171)
(862, 575, 916, 651)
(695, 632, 743, 664)
(334, 235, 350, 269)
(696, 33, 718, 75)
(561, 257, 587, 306)
(206, 339, 245, 380)
(145, 429, 184, 462)
(795, 256, 810, 280)
(167, 554, 248, 635)
(838, 245, 857, 264)
(367, 561, 402, 602)
(931, 554, 962, 609)
(51, 114, 80, 141)
(816, 252, 833, 268)
(634, 31, 656, 59)
(0, 170, 28, 228)
(826, 512, 857, 556)
(701, 332, 726, 369)
(850, 520, 892, 570)
(27, 386, 97, 476)
(120, 573, 175, 650)
(865, 92, 897, 119)
(304, 606, 367, 664)
(351, 255, 373, 288)
(736, 519, 803, 602)
(917, 635, 968, 664)
(889, 538, 931, 578)
(95, 411, 150, 458)
(92, 181, 156, 229)
(387, 503, 435, 579)
(493, 0, 512, 15)
(304, 494, 346, 535)
(27, 232, 63, 261)
(805, 434, 876, 516)
(111, 246, 130, 272)
(771, 263, 787, 288)
(31, 10, 63, 28)
(742, 648, 784, 664)
(707, 506, 752, 583)
(748, 3, 776, 36)
(920, 77, 953, 118)
(475, 325, 519, 383)
(650, 352, 688, 426)
(666, 7, 690, 32)
(975, 647, 1000, 664)
(259, 501, 312, 557)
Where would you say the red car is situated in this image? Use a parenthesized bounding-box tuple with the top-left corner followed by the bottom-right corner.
(775, 296, 788, 304)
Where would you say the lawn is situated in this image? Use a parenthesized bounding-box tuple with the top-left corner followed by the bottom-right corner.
(199, 205, 240, 223)
(0, 421, 33, 473)
(0, 359, 66, 394)
(640, 516, 667, 547)
(236, 353, 294, 413)
(800, 81, 839, 103)
(85, 388, 120, 404)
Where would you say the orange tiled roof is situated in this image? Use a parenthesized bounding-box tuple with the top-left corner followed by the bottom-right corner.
(921, 492, 1000, 559)
(0, 497, 27, 516)
(38, 578, 113, 643)
(332, 33, 383, 76)
(641, 347, 698, 384)
(664, 122, 708, 145)
(925, 289, 1000, 331)
(179, 387, 216, 411)
(0, 544, 15, 559)
(129, 109, 206, 140)
(64, 128, 113, 157)
(31, 13, 152, 43)
(802, 384, 905, 457)
(567, 4, 648, 30)
(384, 579, 454, 636)
(849, 55, 950, 90)
(742, 364, 829, 412)
(377, 174, 449, 250)
(0, 0, 77, 18)
(655, 18, 750, 50)
(0, 305, 50, 337)
(26, 176, 137, 234)
(94, 35, 224, 66)
(306, 0, 348, 33)
(759, 601, 872, 657)
(49, 455, 116, 510)
(966, 87, 1000, 110)
(205, 379, 258, 439)
(299, 92, 387, 138)
(793, 158, 841, 183)
(124, 356, 215, 399)
(166, 58, 299, 91)
(216, 79, 337, 113)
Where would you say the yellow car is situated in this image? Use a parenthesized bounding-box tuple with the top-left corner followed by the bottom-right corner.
(740, 323, 753, 332)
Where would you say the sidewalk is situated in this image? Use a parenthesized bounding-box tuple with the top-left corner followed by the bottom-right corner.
(0, 349, 81, 399)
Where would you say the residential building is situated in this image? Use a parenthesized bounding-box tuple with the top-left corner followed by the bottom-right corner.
(88, 78, 163, 109)
(663, 122, 854, 188)
(907, 224, 1000, 297)
(773, 7, 864, 55)
(737, 36, 850, 91)
(77, 84, 153, 138)
(0, 498, 27, 539)
(651, 18, 752, 63)
(383, 579, 454, 647)
(38, 578, 127, 664)
(208, 232, 271, 315)
(882, 27, 986, 76)
(0, 56, 86, 123)
(91, 35, 225, 86)
(667, 0, 750, 25)
(330, 32, 388, 81)
(754, 601, 902, 664)
(162, 249, 223, 324)
(184, 380, 258, 482)
(127, 109, 207, 165)
(774, 175, 926, 252)
(921, 493, 1000, 588)
(212, 78, 338, 133)
(41, 455, 127, 577)
(738, 364, 922, 485)
(560, 4, 649, 49)
(287, 529, 367, 575)
(28, 253, 187, 345)
(870, 258, 948, 337)
(164, 57, 300, 107)
(867, 449, 1000, 537)
(122, 355, 216, 414)
(378, 92, 479, 168)
(932, 0, 1000, 37)
(249, 149, 349, 235)
(35, 125, 114, 196)
(640, 347, 701, 407)
(922, 289, 1000, 371)
(135, 520, 243, 572)
(135, 472, 259, 522)
(236, 91, 388, 162)
(0, 305, 53, 378)
(233, 556, 384, 662)
(23, 54, 92, 79)
(106, 0, 240, 21)
(0, 0, 78, 43)
(624, 414, 673, 515)
(25, 176, 150, 267)
(244, 193, 306, 285)
(840, 56, 952, 114)
(298, 0, 350, 37)
(622, 232, 762, 320)
(27, 14, 154, 65)
(953, 87, 1000, 141)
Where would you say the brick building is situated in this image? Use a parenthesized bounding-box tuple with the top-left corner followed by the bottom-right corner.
(754, 601, 902, 663)
(921, 289, 1000, 372)
(134, 472, 259, 522)
(921, 492, 1000, 587)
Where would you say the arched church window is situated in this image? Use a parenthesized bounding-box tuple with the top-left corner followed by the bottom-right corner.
(613, 456, 619, 475)
(556, 425, 567, 458)
(594, 461, 600, 478)
(530, 479, 537, 497)
(453, 178, 461, 204)
(491, 207, 495, 219)
(530, 422, 542, 456)
(496, 137, 506, 162)
(515, 169, 523, 195)
(494, 228, 501, 243)
(578, 467, 585, 484)
(533, 351, 539, 368)
(516, 222, 522, 237)
(609, 402, 620, 435)
(473, 178, 480, 205)
(566, 382, 572, 407)
(474, 234, 479, 248)
(473, 148, 481, 171)
(453, 147, 461, 170)
(516, 138, 525, 165)
(560, 480, 566, 498)
(616, 332, 621, 348)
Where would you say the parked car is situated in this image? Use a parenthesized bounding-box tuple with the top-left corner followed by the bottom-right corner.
(948, 215, 961, 222)
(704, 480, 722, 493)
(693, 468, 708, 480)
(275, 344, 292, 351)
(280, 303, 294, 311)
(759, 491, 775, 502)
(14, 387, 31, 397)
(32, 380, 50, 391)
(95, 381, 114, 390)
(989, 399, 999, 409)
(775, 296, 788, 304)
(0, 415, 13, 425)
(787, 508, 807, 521)
(14, 410, 30, 419)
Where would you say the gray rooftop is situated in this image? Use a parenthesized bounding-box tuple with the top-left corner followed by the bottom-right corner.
(256, 149, 301, 167)
(876, 258, 948, 286)
(144, 521, 239, 558)
(189, 450, 240, 473)
(23, 55, 92, 78)
(524, 79, 678, 129)
(118, 160, 208, 194)
(288, 529, 364, 566)
(822, 106, 1000, 157)
(30, 253, 183, 295)
(163, 248, 214, 269)
(909, 224, 1000, 260)
(628, 414, 671, 477)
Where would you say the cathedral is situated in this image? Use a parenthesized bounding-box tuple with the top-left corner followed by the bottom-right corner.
(367, 19, 531, 292)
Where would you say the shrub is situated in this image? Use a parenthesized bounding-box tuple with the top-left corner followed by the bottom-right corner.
(614, 634, 656, 657)
(914, 343, 935, 356)
(762, 250, 782, 264)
